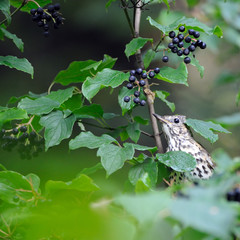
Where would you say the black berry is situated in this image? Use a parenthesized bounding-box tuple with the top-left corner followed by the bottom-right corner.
(154, 67, 160, 74)
(139, 80, 146, 87)
(124, 96, 130, 102)
(43, 24, 49, 31)
(141, 72, 148, 79)
(129, 75, 136, 83)
(185, 36, 191, 43)
(130, 70, 136, 76)
(148, 71, 155, 78)
(193, 31, 200, 38)
(133, 97, 140, 104)
(183, 48, 190, 55)
(140, 100, 146, 106)
(188, 44, 196, 52)
(37, 7, 43, 14)
(200, 42, 207, 49)
(12, 128, 18, 135)
(54, 3, 61, 10)
(188, 29, 195, 35)
(162, 56, 169, 62)
(30, 9, 37, 15)
(126, 83, 133, 89)
(179, 26, 185, 32)
(43, 31, 50, 37)
(47, 5, 55, 12)
(38, 21, 44, 27)
(169, 31, 176, 38)
(168, 42, 174, 49)
(52, 12, 58, 18)
(177, 50, 183, 56)
(20, 126, 27, 132)
(29, 131, 37, 140)
(184, 57, 191, 64)
(196, 39, 202, 46)
(134, 91, 140, 97)
(226, 191, 235, 201)
(177, 41, 184, 48)
(172, 37, 179, 44)
(171, 46, 178, 53)
(136, 68, 143, 75)
(177, 34, 184, 41)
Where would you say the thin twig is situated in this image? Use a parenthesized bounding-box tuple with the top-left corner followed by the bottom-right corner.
(47, 82, 55, 94)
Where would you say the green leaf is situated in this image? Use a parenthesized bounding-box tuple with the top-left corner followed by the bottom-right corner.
(73, 104, 103, 119)
(213, 113, 240, 127)
(155, 63, 188, 86)
(69, 131, 117, 150)
(143, 49, 156, 69)
(236, 91, 240, 106)
(118, 87, 136, 115)
(105, 0, 116, 9)
(80, 163, 103, 176)
(45, 174, 99, 195)
(126, 122, 141, 143)
(61, 94, 82, 112)
(97, 143, 134, 176)
(0, 108, 28, 129)
(135, 173, 152, 193)
(156, 151, 196, 172)
(186, 0, 200, 7)
(129, 158, 158, 187)
(0, 56, 33, 78)
(123, 142, 157, 152)
(82, 69, 129, 101)
(125, 37, 153, 59)
(18, 87, 75, 115)
(147, 16, 223, 37)
(214, 72, 240, 86)
(0, 27, 24, 52)
(186, 118, 231, 143)
(25, 173, 40, 193)
(0, 0, 11, 23)
(134, 116, 149, 125)
(10, 0, 51, 12)
(190, 57, 204, 78)
(155, 90, 175, 112)
(54, 55, 117, 86)
(40, 110, 76, 150)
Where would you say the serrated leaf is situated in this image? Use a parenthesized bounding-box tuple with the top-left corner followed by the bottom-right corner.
(18, 87, 75, 115)
(69, 131, 117, 150)
(0, 0, 11, 23)
(186, 118, 231, 143)
(45, 174, 99, 195)
(143, 49, 156, 69)
(82, 69, 129, 101)
(0, 108, 28, 129)
(97, 143, 134, 176)
(74, 104, 104, 119)
(40, 110, 76, 150)
(0, 56, 33, 78)
(155, 90, 175, 112)
(0, 27, 24, 52)
(156, 151, 196, 172)
(147, 16, 223, 37)
(54, 55, 117, 86)
(10, 0, 51, 12)
(126, 122, 141, 143)
(129, 158, 158, 187)
(125, 37, 153, 59)
(190, 57, 204, 78)
(155, 62, 188, 85)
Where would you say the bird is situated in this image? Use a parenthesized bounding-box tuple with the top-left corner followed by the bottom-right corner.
(153, 114, 215, 184)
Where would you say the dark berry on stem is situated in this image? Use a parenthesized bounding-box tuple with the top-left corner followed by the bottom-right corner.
(148, 71, 155, 78)
(38, 21, 44, 27)
(20, 126, 27, 132)
(177, 41, 184, 48)
(129, 75, 136, 83)
(139, 80, 146, 87)
(37, 7, 43, 14)
(30, 9, 37, 15)
(169, 31, 176, 38)
(171, 46, 178, 53)
(134, 91, 140, 97)
(133, 97, 140, 104)
(168, 42, 174, 49)
(56, 16, 63, 24)
(184, 57, 191, 64)
(127, 83, 133, 89)
(183, 48, 190, 55)
(54, 3, 61, 10)
(200, 42, 207, 49)
(52, 12, 58, 18)
(0, 129, 5, 137)
(32, 15, 39, 22)
(193, 31, 200, 38)
(29, 131, 37, 139)
(43, 31, 49, 37)
(130, 70, 136, 76)
(179, 26, 185, 32)
(177, 50, 183, 56)
(188, 29, 195, 35)
(136, 68, 143, 75)
(48, 5, 55, 12)
(12, 128, 18, 135)
(162, 56, 169, 62)
(141, 72, 147, 79)
(196, 39, 202, 46)
(46, 14, 51, 21)
(172, 37, 179, 44)
(140, 100, 146, 106)
(124, 96, 130, 102)
(188, 44, 196, 52)
(154, 67, 160, 74)
(185, 36, 191, 43)
(177, 34, 184, 41)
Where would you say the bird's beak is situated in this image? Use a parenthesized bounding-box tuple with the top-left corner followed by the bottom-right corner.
(153, 113, 171, 124)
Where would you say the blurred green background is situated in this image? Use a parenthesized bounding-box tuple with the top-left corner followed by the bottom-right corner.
(0, 0, 239, 189)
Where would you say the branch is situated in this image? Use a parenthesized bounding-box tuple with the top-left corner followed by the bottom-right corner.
(133, 1, 164, 153)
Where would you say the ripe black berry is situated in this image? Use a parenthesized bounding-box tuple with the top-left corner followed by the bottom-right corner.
(37, 7, 43, 14)
(169, 31, 176, 38)
(56, 16, 63, 24)
(172, 37, 179, 44)
(136, 68, 143, 75)
(126, 83, 133, 89)
(179, 26, 185, 32)
(141, 72, 147, 79)
(200, 42, 207, 49)
(154, 67, 160, 74)
(12, 128, 18, 135)
(124, 96, 130, 102)
(193, 31, 200, 38)
(171, 46, 178, 53)
(177, 34, 184, 41)
(148, 71, 155, 78)
(54, 3, 61, 10)
(43, 24, 49, 31)
(196, 39, 202, 46)
(183, 48, 190, 55)
(140, 100, 146, 106)
(184, 57, 191, 64)
(129, 75, 136, 83)
(52, 12, 58, 18)
(133, 97, 140, 104)
(0, 129, 5, 137)
(177, 41, 184, 48)
(177, 50, 183, 56)
(20, 126, 27, 132)
(162, 56, 169, 62)
(188, 44, 196, 52)
(134, 91, 140, 97)
(188, 29, 195, 35)
(139, 80, 146, 87)
(168, 42, 174, 49)
(30, 9, 37, 15)
(185, 36, 191, 43)
(130, 70, 136, 76)
(48, 5, 55, 12)
(29, 131, 37, 139)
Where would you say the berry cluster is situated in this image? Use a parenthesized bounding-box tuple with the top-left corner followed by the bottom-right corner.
(30, 3, 63, 37)
(123, 67, 160, 106)
(0, 126, 44, 160)
(165, 25, 207, 64)
(226, 188, 240, 203)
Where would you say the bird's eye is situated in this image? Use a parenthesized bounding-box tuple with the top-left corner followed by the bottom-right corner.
(174, 118, 180, 123)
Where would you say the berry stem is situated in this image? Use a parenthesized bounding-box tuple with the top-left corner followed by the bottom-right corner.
(154, 34, 165, 52)
(48, 81, 55, 94)
(27, 0, 41, 8)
